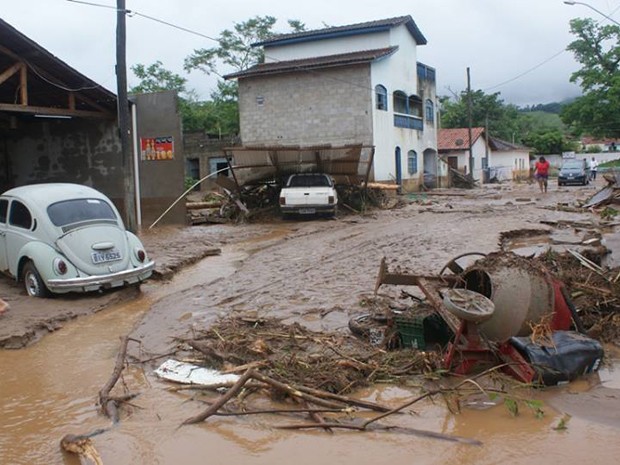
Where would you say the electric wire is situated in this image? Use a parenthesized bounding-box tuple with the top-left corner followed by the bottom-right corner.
(63, 0, 620, 110)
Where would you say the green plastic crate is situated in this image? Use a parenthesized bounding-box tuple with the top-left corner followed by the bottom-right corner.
(395, 316, 426, 350)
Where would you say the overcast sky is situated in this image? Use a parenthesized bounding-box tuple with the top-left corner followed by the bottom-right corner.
(3, 0, 618, 106)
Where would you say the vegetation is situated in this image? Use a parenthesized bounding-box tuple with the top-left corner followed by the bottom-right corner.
(130, 16, 304, 137)
(561, 18, 620, 138)
(439, 90, 577, 154)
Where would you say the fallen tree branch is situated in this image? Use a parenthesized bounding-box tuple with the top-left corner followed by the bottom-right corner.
(60, 429, 108, 465)
(98, 336, 140, 423)
(276, 422, 481, 445)
(182, 369, 254, 425)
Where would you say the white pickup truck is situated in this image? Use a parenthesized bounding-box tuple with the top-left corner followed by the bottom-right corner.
(279, 173, 338, 217)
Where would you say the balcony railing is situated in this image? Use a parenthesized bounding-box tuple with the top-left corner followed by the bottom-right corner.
(394, 114, 423, 131)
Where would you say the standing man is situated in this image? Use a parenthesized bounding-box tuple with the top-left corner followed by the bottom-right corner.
(535, 156, 550, 193)
(590, 157, 599, 181)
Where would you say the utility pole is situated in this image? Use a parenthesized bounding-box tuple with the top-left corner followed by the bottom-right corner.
(466, 67, 474, 176)
(116, 0, 137, 231)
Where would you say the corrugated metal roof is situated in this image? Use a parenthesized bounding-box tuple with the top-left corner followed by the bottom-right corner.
(0, 18, 117, 115)
(253, 16, 427, 47)
(225, 47, 398, 80)
(223, 145, 374, 185)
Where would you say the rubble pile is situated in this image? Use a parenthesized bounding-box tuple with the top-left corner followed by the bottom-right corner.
(535, 250, 620, 343)
(179, 316, 442, 394)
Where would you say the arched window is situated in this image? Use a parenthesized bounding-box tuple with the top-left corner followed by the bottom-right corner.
(407, 150, 418, 175)
(393, 91, 408, 114)
(425, 99, 434, 123)
(375, 85, 388, 111)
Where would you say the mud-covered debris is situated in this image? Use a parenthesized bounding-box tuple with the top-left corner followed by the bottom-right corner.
(179, 316, 442, 394)
(534, 250, 620, 343)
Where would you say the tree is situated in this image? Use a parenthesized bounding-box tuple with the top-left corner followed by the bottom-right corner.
(439, 90, 520, 141)
(183, 16, 307, 135)
(184, 16, 278, 76)
(561, 18, 620, 137)
(130, 61, 187, 95)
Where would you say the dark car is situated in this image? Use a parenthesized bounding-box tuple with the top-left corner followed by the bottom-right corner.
(558, 159, 590, 186)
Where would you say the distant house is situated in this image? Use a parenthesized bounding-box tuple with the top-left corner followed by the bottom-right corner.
(438, 128, 530, 182)
(225, 16, 439, 190)
(581, 136, 620, 152)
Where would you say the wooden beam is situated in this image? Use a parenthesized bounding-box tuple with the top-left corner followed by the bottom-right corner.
(68, 92, 75, 110)
(0, 103, 114, 119)
(19, 64, 27, 105)
(0, 62, 22, 86)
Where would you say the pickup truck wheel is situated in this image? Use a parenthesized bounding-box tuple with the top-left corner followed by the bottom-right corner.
(23, 261, 50, 298)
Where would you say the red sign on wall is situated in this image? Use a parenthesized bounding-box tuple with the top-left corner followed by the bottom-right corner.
(141, 136, 175, 161)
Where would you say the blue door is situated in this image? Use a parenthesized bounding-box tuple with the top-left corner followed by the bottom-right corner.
(395, 147, 402, 185)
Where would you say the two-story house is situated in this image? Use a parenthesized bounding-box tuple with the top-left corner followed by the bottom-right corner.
(225, 16, 439, 190)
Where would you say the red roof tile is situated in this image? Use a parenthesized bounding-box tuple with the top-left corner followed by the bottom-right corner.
(438, 128, 485, 151)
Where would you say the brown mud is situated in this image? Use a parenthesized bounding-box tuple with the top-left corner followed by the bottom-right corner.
(1, 180, 620, 464)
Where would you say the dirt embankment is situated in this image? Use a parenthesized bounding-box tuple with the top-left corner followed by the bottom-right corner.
(0, 225, 227, 348)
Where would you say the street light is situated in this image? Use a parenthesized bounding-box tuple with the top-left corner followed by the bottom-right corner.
(564, 0, 620, 27)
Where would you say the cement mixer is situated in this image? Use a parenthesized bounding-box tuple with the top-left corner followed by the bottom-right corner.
(459, 254, 557, 342)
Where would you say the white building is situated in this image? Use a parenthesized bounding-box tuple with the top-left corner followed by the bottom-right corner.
(438, 128, 530, 182)
(225, 16, 439, 190)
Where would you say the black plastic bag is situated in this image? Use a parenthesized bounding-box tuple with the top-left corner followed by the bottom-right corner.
(510, 331, 604, 386)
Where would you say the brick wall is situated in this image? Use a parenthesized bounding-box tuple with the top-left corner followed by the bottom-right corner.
(238, 65, 373, 147)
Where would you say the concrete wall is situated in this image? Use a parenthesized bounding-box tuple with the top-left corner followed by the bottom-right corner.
(133, 91, 185, 225)
(183, 132, 237, 191)
(238, 65, 373, 147)
(4, 117, 123, 201)
(264, 31, 391, 62)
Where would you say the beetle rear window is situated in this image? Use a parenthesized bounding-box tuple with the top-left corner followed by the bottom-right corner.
(47, 198, 118, 227)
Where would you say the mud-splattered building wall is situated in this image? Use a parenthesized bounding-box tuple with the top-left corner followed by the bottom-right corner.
(4, 118, 122, 195)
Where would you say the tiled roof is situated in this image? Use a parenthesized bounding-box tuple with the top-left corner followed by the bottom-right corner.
(253, 16, 427, 47)
(224, 47, 398, 80)
(489, 136, 530, 152)
(438, 128, 486, 151)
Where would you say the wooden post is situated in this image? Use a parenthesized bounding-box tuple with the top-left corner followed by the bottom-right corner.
(116, 0, 137, 231)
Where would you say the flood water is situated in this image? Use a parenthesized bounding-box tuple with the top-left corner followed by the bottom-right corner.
(1, 243, 620, 464)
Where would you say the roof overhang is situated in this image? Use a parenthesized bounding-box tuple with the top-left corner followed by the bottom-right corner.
(0, 19, 117, 121)
(225, 47, 398, 80)
(222, 144, 375, 187)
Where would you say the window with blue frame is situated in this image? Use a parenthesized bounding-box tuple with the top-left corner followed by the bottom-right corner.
(425, 99, 434, 123)
(408, 150, 418, 174)
(375, 85, 388, 111)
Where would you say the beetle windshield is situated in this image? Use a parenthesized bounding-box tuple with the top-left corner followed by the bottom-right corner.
(47, 198, 118, 227)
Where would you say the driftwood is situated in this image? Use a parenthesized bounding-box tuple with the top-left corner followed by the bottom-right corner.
(60, 430, 107, 465)
(178, 367, 489, 445)
(449, 168, 477, 189)
(98, 336, 139, 423)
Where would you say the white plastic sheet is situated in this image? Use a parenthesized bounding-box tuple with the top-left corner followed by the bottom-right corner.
(154, 359, 240, 385)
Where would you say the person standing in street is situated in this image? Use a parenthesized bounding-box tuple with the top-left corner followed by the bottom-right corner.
(534, 156, 550, 193)
(590, 157, 599, 181)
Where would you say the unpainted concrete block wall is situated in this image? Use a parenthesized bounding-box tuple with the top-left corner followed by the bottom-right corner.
(238, 65, 373, 147)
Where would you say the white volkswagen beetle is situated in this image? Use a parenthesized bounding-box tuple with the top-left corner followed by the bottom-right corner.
(0, 183, 154, 297)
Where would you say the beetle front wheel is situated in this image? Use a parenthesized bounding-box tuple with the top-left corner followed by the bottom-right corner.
(23, 261, 50, 298)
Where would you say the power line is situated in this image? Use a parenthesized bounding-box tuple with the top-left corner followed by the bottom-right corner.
(66, 0, 575, 102)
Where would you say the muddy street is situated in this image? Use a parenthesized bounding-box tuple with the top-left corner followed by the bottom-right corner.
(1, 182, 620, 464)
